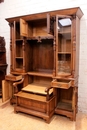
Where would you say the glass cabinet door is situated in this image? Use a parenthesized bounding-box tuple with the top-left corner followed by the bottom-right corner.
(56, 15, 72, 76)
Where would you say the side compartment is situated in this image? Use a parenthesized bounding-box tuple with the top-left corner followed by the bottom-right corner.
(2, 80, 12, 102)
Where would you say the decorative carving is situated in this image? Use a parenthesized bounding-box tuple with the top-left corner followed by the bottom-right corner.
(10, 44, 12, 51)
(37, 36, 42, 42)
(47, 14, 54, 35)
(50, 17, 54, 35)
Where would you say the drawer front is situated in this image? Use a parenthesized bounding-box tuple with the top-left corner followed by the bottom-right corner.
(51, 80, 72, 89)
(5, 74, 22, 81)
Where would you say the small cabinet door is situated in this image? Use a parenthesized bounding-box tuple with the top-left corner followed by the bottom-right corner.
(55, 15, 72, 77)
(13, 19, 28, 39)
(2, 80, 13, 102)
(20, 18, 28, 37)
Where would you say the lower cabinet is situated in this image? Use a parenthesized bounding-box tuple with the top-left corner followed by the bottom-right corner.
(54, 87, 78, 121)
(2, 74, 77, 122)
(2, 74, 23, 103)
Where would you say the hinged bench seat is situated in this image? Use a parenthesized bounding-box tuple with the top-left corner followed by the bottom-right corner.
(22, 83, 53, 96)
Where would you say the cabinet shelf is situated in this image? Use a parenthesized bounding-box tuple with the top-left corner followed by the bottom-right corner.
(56, 101, 72, 111)
(58, 52, 71, 54)
(16, 39, 23, 41)
(57, 72, 71, 76)
(58, 31, 71, 34)
(15, 58, 23, 69)
(16, 36, 54, 41)
(15, 68, 23, 71)
(28, 71, 53, 77)
(15, 57, 23, 59)
(27, 36, 54, 40)
(58, 25, 71, 39)
(16, 36, 54, 42)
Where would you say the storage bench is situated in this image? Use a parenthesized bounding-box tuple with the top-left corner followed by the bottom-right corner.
(14, 83, 55, 123)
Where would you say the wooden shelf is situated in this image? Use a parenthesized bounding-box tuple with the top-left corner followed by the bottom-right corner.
(27, 36, 54, 40)
(28, 71, 53, 77)
(16, 36, 54, 41)
(58, 72, 71, 76)
(16, 39, 23, 41)
(58, 31, 71, 34)
(15, 57, 23, 59)
(15, 67, 23, 70)
(56, 101, 72, 111)
(58, 52, 71, 54)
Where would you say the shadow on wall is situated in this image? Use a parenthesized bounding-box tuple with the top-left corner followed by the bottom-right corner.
(0, 0, 4, 3)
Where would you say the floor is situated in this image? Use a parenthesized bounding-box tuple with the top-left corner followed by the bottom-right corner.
(0, 99, 87, 130)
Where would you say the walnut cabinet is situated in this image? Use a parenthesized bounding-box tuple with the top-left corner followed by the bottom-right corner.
(3, 7, 83, 123)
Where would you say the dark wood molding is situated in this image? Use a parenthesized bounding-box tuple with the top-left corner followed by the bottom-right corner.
(0, 0, 4, 3)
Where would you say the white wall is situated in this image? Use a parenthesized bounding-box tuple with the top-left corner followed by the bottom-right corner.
(0, 0, 87, 113)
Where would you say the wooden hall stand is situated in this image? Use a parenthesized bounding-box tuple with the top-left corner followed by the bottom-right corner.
(3, 7, 83, 123)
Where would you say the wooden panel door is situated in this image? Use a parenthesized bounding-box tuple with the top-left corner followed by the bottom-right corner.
(2, 80, 13, 102)
(20, 18, 28, 37)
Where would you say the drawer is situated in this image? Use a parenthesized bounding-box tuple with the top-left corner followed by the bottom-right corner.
(51, 79, 72, 89)
(5, 74, 22, 81)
